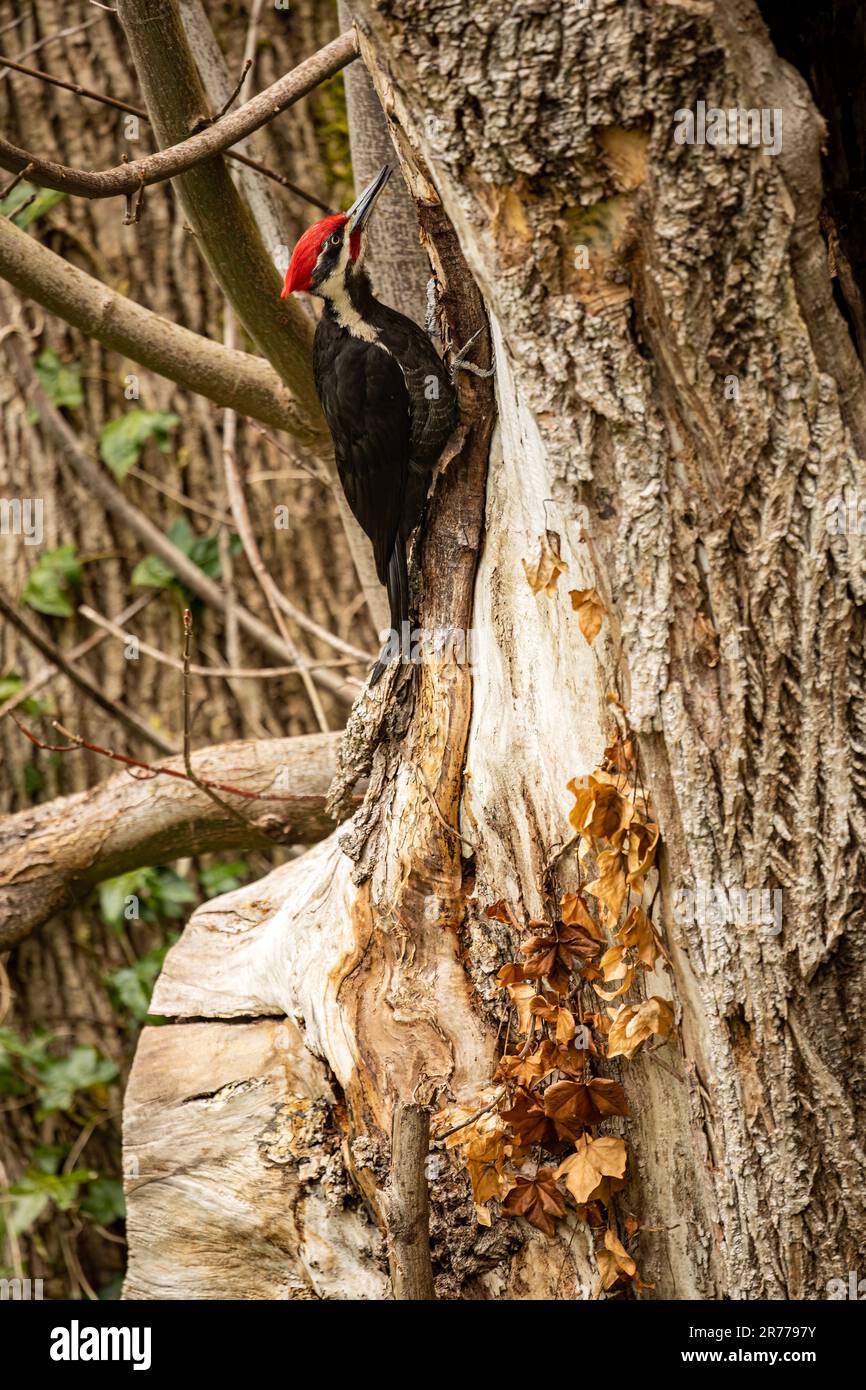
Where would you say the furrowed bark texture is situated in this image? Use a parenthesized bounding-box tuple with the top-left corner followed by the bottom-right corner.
(123, 0, 866, 1298)
(0, 0, 367, 1297)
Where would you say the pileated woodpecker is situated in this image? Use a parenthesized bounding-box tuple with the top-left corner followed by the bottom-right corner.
(281, 165, 457, 684)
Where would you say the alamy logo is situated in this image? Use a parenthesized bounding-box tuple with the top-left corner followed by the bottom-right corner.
(674, 101, 783, 157)
(826, 1270, 866, 1299)
(0, 497, 43, 546)
(50, 1319, 152, 1371)
(0, 1277, 43, 1299)
(673, 884, 782, 936)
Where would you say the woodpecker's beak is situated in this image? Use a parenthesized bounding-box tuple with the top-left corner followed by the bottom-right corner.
(345, 164, 392, 233)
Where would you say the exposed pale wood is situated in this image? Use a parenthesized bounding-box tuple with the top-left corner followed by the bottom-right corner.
(119, 0, 866, 1300)
(123, 1018, 389, 1301)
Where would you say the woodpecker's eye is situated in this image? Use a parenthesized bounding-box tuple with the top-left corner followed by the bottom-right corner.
(330, 234, 342, 248)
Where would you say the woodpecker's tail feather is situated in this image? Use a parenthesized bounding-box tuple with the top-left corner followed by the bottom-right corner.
(369, 541, 409, 687)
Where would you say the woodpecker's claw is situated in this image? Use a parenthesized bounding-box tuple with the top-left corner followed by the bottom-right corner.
(450, 328, 495, 381)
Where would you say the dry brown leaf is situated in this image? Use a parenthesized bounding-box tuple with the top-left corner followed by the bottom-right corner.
(586, 846, 629, 924)
(570, 586, 605, 643)
(555, 1134, 628, 1204)
(607, 996, 674, 1059)
(618, 906, 663, 969)
(560, 891, 604, 941)
(544, 1077, 630, 1130)
(502, 1168, 566, 1236)
(523, 530, 568, 597)
(596, 1227, 638, 1290)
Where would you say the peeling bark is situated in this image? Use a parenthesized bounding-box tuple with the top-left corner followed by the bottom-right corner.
(117, 0, 866, 1298)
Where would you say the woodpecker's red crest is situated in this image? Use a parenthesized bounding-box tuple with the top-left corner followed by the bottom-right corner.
(281, 215, 357, 297)
(281, 164, 393, 299)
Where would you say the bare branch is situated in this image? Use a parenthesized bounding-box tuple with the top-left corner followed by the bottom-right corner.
(0, 587, 177, 755)
(0, 732, 357, 948)
(0, 320, 357, 704)
(0, 215, 321, 444)
(0, 31, 358, 198)
(0, 51, 331, 212)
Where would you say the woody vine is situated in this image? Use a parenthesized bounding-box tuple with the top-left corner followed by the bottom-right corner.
(436, 710, 674, 1296)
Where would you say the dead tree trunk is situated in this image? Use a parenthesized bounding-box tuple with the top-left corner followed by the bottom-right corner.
(117, 0, 866, 1298)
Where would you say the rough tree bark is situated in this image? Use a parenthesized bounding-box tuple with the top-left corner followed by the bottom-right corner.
(15, 0, 866, 1300)
(0, 0, 365, 1296)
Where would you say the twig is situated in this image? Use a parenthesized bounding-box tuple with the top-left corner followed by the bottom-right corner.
(0, 52, 330, 211)
(0, 15, 104, 82)
(126, 465, 233, 527)
(0, 160, 33, 202)
(0, 587, 176, 754)
(248, 421, 331, 485)
(0, 592, 153, 721)
(9, 191, 37, 222)
(180, 610, 253, 832)
(433, 1089, 505, 1142)
(0, 32, 359, 197)
(77, 604, 362, 677)
(216, 59, 252, 120)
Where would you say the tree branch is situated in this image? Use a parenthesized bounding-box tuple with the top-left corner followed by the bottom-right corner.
(0, 49, 332, 213)
(0, 587, 177, 755)
(0, 214, 321, 444)
(0, 320, 358, 704)
(383, 1104, 435, 1301)
(0, 732, 351, 949)
(0, 31, 358, 200)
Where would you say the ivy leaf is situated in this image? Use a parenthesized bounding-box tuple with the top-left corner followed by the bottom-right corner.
(502, 1168, 566, 1236)
(606, 996, 674, 1060)
(555, 1133, 628, 1205)
(81, 1176, 126, 1226)
(35, 349, 83, 408)
(0, 181, 65, 227)
(7, 1168, 93, 1234)
(36, 1045, 119, 1115)
(131, 519, 239, 592)
(21, 545, 82, 618)
(522, 530, 568, 597)
(569, 587, 605, 643)
(0, 672, 50, 718)
(199, 860, 249, 897)
(99, 409, 180, 482)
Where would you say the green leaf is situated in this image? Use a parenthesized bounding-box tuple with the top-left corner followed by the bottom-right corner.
(200, 859, 250, 897)
(0, 181, 66, 228)
(98, 869, 151, 929)
(99, 410, 180, 482)
(98, 865, 195, 929)
(152, 866, 196, 917)
(21, 545, 82, 618)
(131, 519, 239, 593)
(35, 349, 83, 408)
(36, 1045, 119, 1115)
(81, 1176, 125, 1226)
(6, 1167, 93, 1234)
(0, 672, 49, 718)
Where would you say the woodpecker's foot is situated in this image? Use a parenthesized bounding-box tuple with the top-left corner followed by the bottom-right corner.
(450, 328, 495, 381)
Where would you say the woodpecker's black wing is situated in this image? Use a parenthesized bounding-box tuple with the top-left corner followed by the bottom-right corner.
(313, 314, 411, 588)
